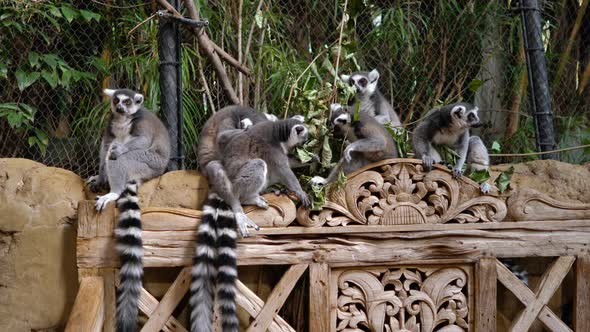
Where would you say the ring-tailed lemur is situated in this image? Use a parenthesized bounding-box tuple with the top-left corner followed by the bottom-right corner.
(191, 119, 310, 332)
(412, 102, 481, 178)
(340, 69, 402, 130)
(197, 105, 269, 238)
(86, 88, 170, 332)
(88, 88, 171, 210)
(311, 103, 398, 185)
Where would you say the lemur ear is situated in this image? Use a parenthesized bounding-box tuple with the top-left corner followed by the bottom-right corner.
(451, 105, 466, 117)
(368, 69, 380, 82)
(134, 93, 144, 105)
(103, 89, 116, 97)
(340, 74, 350, 82)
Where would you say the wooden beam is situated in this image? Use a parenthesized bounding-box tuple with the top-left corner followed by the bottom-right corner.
(78, 222, 590, 268)
(65, 277, 104, 332)
(246, 264, 308, 332)
(475, 258, 496, 332)
(138, 287, 188, 332)
(574, 256, 590, 332)
(235, 280, 294, 332)
(309, 263, 331, 332)
(496, 259, 572, 332)
(510, 256, 574, 331)
(141, 267, 191, 332)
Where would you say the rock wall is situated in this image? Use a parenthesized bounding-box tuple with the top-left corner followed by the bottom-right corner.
(0, 159, 84, 331)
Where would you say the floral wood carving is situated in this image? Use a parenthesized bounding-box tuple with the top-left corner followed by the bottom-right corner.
(297, 159, 507, 227)
(336, 266, 470, 332)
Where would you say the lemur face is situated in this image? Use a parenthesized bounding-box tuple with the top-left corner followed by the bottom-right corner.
(103, 89, 144, 116)
(340, 69, 380, 96)
(329, 104, 352, 138)
(451, 102, 481, 129)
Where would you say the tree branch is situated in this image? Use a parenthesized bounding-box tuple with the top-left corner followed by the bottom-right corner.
(182, 0, 240, 104)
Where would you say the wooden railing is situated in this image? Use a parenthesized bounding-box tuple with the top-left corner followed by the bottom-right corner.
(66, 159, 590, 332)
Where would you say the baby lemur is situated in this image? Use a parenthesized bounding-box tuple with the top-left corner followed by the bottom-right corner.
(311, 103, 398, 185)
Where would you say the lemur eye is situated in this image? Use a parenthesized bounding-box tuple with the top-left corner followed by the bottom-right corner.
(358, 78, 368, 87)
(113, 97, 119, 104)
(348, 79, 355, 87)
(124, 99, 132, 106)
(468, 113, 475, 121)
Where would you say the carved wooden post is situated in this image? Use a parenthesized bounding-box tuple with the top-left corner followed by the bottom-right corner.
(574, 256, 590, 332)
(475, 258, 496, 332)
(309, 262, 330, 332)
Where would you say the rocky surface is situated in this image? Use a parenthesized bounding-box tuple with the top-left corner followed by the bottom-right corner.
(0, 158, 84, 331)
(491, 159, 590, 203)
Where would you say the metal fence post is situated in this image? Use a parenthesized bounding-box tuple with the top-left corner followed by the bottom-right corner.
(158, 0, 184, 170)
(519, 0, 558, 159)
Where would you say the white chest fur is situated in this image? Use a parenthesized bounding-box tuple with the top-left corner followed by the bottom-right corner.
(110, 117, 133, 143)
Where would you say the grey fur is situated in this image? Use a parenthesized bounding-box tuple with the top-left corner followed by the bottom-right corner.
(467, 135, 492, 193)
(197, 105, 269, 237)
(412, 102, 481, 178)
(312, 105, 398, 185)
(340, 69, 401, 129)
(218, 118, 311, 208)
(88, 88, 170, 210)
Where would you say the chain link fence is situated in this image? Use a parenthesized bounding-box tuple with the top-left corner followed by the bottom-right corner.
(1, 0, 589, 179)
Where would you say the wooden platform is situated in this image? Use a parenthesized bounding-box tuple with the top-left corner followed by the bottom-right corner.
(66, 159, 590, 331)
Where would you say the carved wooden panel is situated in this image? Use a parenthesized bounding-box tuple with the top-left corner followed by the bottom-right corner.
(331, 264, 473, 332)
(298, 159, 507, 227)
(507, 188, 590, 222)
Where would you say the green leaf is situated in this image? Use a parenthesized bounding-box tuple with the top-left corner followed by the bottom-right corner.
(321, 136, 332, 168)
(0, 102, 19, 112)
(254, 9, 264, 29)
(468, 169, 491, 184)
(6, 111, 23, 127)
(495, 166, 514, 193)
(467, 79, 483, 93)
(79, 9, 101, 22)
(15, 69, 40, 91)
(353, 100, 361, 122)
(28, 52, 40, 68)
(41, 70, 59, 88)
(48, 5, 63, 18)
(295, 147, 315, 163)
(491, 141, 501, 153)
(61, 6, 78, 23)
(0, 63, 7, 79)
(61, 70, 72, 87)
(43, 54, 59, 70)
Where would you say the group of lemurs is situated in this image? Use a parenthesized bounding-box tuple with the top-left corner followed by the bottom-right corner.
(89, 68, 493, 331)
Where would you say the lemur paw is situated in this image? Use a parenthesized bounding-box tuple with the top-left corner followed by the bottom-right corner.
(452, 167, 463, 178)
(95, 192, 120, 211)
(254, 196, 269, 210)
(330, 103, 343, 112)
(86, 175, 102, 193)
(422, 156, 434, 171)
(235, 213, 259, 237)
(480, 182, 492, 194)
(297, 191, 311, 208)
(310, 176, 327, 186)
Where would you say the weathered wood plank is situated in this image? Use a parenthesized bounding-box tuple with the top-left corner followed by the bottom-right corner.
(138, 287, 187, 332)
(78, 200, 116, 238)
(65, 277, 104, 332)
(309, 262, 330, 332)
(496, 260, 572, 332)
(140, 267, 191, 332)
(475, 258, 496, 332)
(78, 268, 116, 332)
(509, 256, 574, 332)
(246, 264, 308, 332)
(574, 256, 590, 332)
(78, 223, 590, 268)
(235, 280, 294, 332)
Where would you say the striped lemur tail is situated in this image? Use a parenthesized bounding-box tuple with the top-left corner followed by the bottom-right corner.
(115, 180, 143, 332)
(190, 193, 239, 332)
